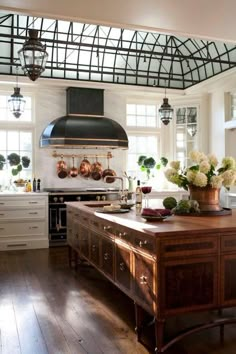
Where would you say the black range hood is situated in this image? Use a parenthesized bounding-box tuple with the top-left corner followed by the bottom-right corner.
(39, 87, 128, 149)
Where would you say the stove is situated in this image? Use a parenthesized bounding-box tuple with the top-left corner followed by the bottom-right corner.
(45, 187, 120, 247)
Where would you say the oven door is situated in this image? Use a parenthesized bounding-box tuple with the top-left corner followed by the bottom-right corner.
(49, 204, 67, 244)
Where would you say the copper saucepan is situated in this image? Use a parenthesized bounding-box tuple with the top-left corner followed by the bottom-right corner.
(69, 156, 78, 178)
(79, 157, 91, 178)
(102, 156, 116, 183)
(57, 155, 68, 179)
(91, 156, 103, 181)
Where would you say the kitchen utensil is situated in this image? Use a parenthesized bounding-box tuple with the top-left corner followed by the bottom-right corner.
(91, 156, 103, 180)
(69, 156, 78, 178)
(57, 167, 68, 179)
(79, 157, 91, 178)
(102, 156, 116, 183)
(56, 155, 67, 170)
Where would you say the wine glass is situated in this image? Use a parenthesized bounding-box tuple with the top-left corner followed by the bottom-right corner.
(141, 186, 152, 207)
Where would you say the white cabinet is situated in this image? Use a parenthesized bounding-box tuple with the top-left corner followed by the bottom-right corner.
(0, 193, 49, 251)
(225, 193, 236, 209)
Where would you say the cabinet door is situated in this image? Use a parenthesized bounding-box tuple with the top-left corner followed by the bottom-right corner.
(78, 224, 89, 259)
(115, 245, 132, 293)
(133, 253, 156, 314)
(221, 254, 236, 306)
(101, 237, 114, 279)
(90, 231, 100, 267)
(162, 256, 218, 315)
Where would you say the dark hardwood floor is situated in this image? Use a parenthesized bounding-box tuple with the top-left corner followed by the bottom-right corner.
(0, 247, 236, 354)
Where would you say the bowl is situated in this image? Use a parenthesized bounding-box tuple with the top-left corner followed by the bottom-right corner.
(119, 202, 135, 209)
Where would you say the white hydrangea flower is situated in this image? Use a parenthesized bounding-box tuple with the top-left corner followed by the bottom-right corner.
(221, 170, 236, 187)
(186, 170, 196, 183)
(210, 175, 223, 188)
(222, 157, 236, 170)
(170, 160, 180, 170)
(193, 172, 208, 187)
(164, 168, 178, 181)
(199, 160, 211, 174)
(189, 150, 206, 163)
(208, 154, 218, 168)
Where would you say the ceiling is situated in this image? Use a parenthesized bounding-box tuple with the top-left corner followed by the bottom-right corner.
(1, 13, 236, 90)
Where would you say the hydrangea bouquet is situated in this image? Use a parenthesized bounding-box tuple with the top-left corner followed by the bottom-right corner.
(165, 151, 236, 191)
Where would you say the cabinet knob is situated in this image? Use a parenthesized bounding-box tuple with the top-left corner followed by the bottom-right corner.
(92, 244, 96, 252)
(139, 240, 147, 247)
(103, 226, 111, 231)
(104, 252, 110, 260)
(118, 232, 127, 238)
(119, 262, 125, 271)
(140, 275, 148, 284)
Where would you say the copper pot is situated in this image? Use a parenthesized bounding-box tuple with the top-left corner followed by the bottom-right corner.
(56, 155, 67, 170)
(79, 158, 91, 178)
(57, 167, 68, 179)
(102, 157, 116, 183)
(91, 157, 103, 181)
(69, 156, 78, 178)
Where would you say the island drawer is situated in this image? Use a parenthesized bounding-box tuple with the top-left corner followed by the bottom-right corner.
(221, 232, 236, 252)
(161, 235, 218, 258)
(133, 232, 156, 254)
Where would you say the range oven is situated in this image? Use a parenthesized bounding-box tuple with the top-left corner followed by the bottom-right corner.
(46, 188, 119, 247)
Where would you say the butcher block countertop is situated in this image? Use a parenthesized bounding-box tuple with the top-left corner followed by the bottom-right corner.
(65, 200, 236, 237)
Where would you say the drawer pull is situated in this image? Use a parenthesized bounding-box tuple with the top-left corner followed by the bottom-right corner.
(103, 226, 111, 231)
(118, 232, 127, 238)
(29, 201, 38, 204)
(29, 226, 38, 229)
(0, 227, 5, 230)
(91, 244, 96, 252)
(139, 240, 147, 247)
(29, 212, 38, 215)
(140, 275, 148, 284)
(7, 243, 27, 247)
(0, 202, 5, 205)
(104, 252, 110, 260)
(119, 262, 125, 271)
(0, 213, 5, 216)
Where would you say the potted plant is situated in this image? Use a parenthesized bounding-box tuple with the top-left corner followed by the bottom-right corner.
(137, 155, 168, 180)
(7, 153, 31, 186)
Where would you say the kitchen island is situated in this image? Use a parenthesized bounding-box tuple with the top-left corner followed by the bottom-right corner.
(66, 200, 236, 353)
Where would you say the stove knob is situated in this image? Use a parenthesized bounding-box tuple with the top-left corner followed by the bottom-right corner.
(53, 197, 58, 202)
(59, 197, 64, 203)
(96, 195, 101, 201)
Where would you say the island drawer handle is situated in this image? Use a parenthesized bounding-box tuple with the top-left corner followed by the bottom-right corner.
(104, 252, 109, 260)
(118, 232, 128, 238)
(140, 275, 148, 284)
(119, 262, 125, 271)
(103, 226, 111, 231)
(139, 240, 148, 247)
(91, 244, 96, 252)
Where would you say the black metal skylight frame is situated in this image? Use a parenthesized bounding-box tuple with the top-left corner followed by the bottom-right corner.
(0, 13, 236, 89)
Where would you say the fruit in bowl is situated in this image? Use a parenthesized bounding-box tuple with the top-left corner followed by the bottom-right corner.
(14, 179, 27, 187)
(141, 208, 172, 217)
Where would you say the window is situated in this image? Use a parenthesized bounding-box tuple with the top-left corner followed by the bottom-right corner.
(126, 103, 161, 184)
(175, 106, 198, 167)
(0, 93, 33, 187)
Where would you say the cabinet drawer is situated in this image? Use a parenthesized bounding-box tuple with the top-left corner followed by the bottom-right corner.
(90, 231, 100, 267)
(0, 197, 46, 209)
(101, 237, 114, 278)
(0, 208, 45, 220)
(115, 245, 132, 292)
(0, 221, 45, 236)
(115, 225, 133, 244)
(221, 233, 236, 252)
(161, 235, 218, 258)
(133, 232, 156, 254)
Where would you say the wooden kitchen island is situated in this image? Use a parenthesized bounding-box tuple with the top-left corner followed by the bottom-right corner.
(66, 201, 236, 353)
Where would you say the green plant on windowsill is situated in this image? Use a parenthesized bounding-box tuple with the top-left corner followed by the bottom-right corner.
(7, 153, 31, 177)
(137, 155, 168, 180)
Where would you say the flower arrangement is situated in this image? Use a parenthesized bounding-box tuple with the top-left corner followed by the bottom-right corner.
(165, 150, 236, 191)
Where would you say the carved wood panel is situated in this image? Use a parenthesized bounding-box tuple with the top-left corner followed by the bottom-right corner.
(115, 245, 132, 292)
(162, 257, 217, 315)
(221, 255, 236, 305)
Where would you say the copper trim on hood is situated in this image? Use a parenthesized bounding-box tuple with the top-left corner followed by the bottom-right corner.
(39, 88, 128, 150)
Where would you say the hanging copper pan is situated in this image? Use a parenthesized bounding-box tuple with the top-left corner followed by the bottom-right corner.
(56, 154, 67, 170)
(69, 156, 78, 178)
(79, 157, 91, 178)
(102, 156, 116, 183)
(91, 156, 103, 181)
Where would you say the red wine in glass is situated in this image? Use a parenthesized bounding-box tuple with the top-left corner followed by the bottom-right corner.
(141, 186, 152, 207)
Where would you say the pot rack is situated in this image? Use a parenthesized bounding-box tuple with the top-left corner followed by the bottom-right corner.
(52, 151, 113, 159)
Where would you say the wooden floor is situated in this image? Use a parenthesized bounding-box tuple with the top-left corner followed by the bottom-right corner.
(0, 247, 236, 354)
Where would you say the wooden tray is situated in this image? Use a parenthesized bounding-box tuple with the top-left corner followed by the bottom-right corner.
(174, 208, 232, 216)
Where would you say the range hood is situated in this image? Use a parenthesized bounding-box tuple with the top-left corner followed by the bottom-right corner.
(39, 87, 128, 149)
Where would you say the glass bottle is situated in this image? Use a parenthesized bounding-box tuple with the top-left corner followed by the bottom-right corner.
(135, 180, 142, 215)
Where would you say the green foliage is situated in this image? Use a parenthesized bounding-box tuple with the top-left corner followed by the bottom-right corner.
(0, 154, 6, 170)
(7, 153, 30, 176)
(137, 155, 168, 180)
